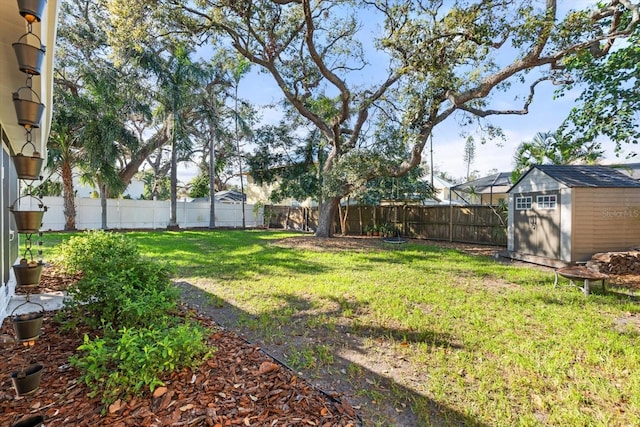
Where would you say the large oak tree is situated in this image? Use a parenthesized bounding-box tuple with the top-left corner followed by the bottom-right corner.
(108, 0, 639, 237)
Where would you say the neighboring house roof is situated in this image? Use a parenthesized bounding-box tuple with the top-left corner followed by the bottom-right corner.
(216, 190, 246, 202)
(190, 190, 247, 203)
(609, 163, 640, 180)
(420, 175, 453, 189)
(509, 165, 640, 190)
(451, 172, 512, 194)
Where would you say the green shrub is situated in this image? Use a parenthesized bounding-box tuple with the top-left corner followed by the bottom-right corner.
(71, 321, 213, 404)
(65, 257, 177, 329)
(59, 231, 177, 329)
(56, 230, 140, 276)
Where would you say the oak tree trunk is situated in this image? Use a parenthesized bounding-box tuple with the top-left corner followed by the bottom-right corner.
(315, 196, 341, 237)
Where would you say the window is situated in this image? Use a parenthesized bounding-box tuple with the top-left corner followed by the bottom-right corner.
(515, 196, 532, 210)
(537, 195, 557, 209)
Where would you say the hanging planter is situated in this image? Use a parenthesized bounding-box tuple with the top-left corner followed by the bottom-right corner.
(12, 312, 44, 342)
(11, 298, 44, 342)
(13, 259, 44, 287)
(13, 87, 45, 129)
(17, 0, 47, 23)
(12, 32, 46, 75)
(10, 363, 44, 396)
(10, 209, 45, 233)
(12, 153, 44, 180)
(9, 195, 47, 234)
(10, 415, 45, 427)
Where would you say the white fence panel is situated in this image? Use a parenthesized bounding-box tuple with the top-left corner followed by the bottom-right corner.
(40, 197, 262, 230)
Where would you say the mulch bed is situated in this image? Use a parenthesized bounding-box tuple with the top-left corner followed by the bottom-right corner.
(0, 308, 359, 427)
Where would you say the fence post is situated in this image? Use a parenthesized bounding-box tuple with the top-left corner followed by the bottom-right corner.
(449, 204, 453, 242)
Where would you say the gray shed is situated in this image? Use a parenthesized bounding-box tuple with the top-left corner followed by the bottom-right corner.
(507, 165, 640, 265)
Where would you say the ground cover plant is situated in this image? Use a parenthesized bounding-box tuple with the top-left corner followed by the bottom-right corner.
(43, 230, 640, 426)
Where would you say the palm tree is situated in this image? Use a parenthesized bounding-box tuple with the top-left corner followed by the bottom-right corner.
(137, 44, 211, 228)
(47, 91, 84, 230)
(230, 57, 252, 228)
(512, 131, 604, 181)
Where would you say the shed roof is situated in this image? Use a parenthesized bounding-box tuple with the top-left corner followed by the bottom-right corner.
(510, 165, 640, 190)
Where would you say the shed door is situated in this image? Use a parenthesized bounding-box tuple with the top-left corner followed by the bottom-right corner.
(513, 193, 560, 259)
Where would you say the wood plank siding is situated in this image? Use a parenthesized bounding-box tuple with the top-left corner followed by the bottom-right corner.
(571, 188, 640, 262)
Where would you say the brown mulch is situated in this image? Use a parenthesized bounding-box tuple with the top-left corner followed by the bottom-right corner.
(0, 309, 359, 426)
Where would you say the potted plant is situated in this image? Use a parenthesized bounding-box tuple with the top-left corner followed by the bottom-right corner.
(364, 225, 373, 237)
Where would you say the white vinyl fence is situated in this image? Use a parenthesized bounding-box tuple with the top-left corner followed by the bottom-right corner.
(40, 197, 263, 230)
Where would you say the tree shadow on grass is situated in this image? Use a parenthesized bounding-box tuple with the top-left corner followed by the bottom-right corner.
(177, 281, 487, 427)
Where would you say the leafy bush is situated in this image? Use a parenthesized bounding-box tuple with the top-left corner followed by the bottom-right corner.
(56, 230, 140, 276)
(65, 257, 177, 329)
(59, 231, 177, 329)
(71, 322, 213, 404)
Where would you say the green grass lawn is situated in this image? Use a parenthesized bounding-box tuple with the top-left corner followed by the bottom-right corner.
(44, 230, 640, 426)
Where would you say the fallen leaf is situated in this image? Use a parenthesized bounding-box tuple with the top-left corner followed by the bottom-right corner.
(153, 387, 168, 398)
(532, 394, 544, 410)
(259, 361, 279, 375)
(108, 399, 122, 414)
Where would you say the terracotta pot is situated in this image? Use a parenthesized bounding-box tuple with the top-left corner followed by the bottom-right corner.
(12, 312, 44, 341)
(12, 154, 44, 180)
(10, 415, 44, 427)
(13, 262, 44, 287)
(11, 363, 43, 396)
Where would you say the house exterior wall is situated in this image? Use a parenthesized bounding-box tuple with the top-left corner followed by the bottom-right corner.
(570, 188, 640, 262)
(245, 175, 315, 207)
(0, 1, 60, 325)
(480, 193, 508, 205)
(1, 131, 19, 323)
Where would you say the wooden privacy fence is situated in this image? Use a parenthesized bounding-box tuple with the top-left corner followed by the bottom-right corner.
(268, 204, 508, 246)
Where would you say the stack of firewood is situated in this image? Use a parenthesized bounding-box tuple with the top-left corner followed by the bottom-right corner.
(587, 251, 640, 275)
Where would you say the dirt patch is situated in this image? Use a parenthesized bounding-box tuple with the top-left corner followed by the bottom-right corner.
(272, 235, 505, 257)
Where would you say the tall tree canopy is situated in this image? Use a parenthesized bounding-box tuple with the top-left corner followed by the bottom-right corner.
(107, 0, 639, 236)
(559, 20, 640, 153)
(52, 0, 145, 229)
